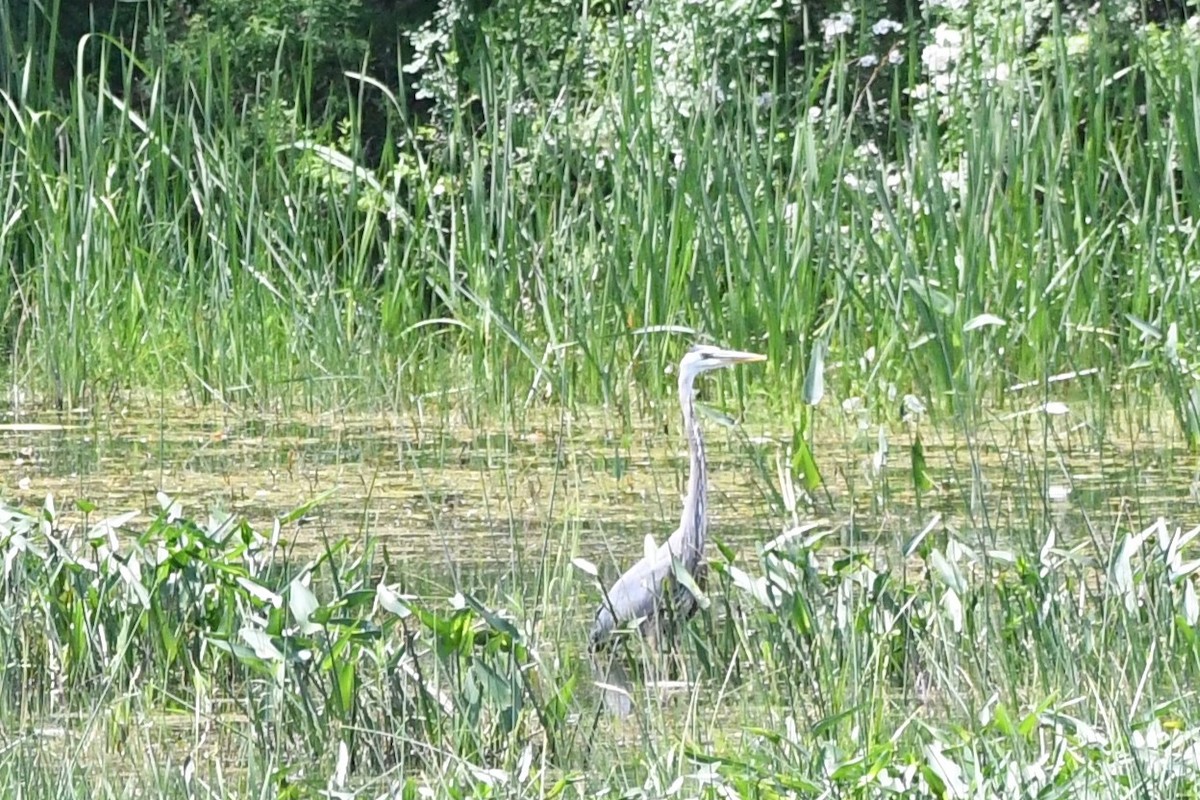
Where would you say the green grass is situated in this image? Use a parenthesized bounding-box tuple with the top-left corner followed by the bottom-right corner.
(3, 6, 1200, 432)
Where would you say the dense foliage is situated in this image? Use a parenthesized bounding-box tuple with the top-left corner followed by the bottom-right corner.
(4, 0, 1200, 430)
(7, 3, 1200, 795)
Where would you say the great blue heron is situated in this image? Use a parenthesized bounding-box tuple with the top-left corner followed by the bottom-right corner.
(588, 344, 766, 651)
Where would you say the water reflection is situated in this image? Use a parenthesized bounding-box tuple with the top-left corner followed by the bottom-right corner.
(591, 654, 635, 718)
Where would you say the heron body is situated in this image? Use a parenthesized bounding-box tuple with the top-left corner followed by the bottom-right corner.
(588, 344, 766, 650)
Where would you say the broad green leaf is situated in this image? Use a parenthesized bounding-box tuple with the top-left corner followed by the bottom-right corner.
(911, 433, 934, 492)
(278, 488, 338, 525)
(906, 278, 956, 315)
(922, 742, 967, 797)
(791, 426, 822, 491)
(462, 592, 521, 639)
(335, 658, 356, 715)
(672, 557, 710, 610)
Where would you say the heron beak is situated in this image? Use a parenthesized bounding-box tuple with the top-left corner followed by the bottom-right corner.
(718, 348, 767, 365)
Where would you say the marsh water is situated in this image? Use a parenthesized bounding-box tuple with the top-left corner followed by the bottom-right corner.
(2, 399, 1198, 602)
(5, 397, 1200, 767)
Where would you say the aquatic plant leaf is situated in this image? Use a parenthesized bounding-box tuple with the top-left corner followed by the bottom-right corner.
(335, 589, 378, 610)
(791, 431, 822, 491)
(992, 702, 1015, 736)
(116, 559, 150, 606)
(941, 587, 963, 633)
(155, 491, 182, 523)
(802, 339, 825, 406)
(672, 556, 710, 610)
(240, 627, 282, 661)
(334, 657, 355, 715)
(911, 433, 934, 492)
(462, 592, 521, 640)
(728, 565, 772, 608)
(288, 577, 321, 634)
(1186, 580, 1199, 626)
(237, 576, 283, 608)
(376, 582, 411, 617)
(1109, 528, 1153, 613)
(929, 549, 966, 594)
(715, 538, 736, 564)
(963, 313, 1006, 331)
(278, 488, 338, 525)
(545, 673, 577, 722)
(922, 742, 967, 797)
(903, 514, 941, 558)
(1126, 313, 1161, 340)
(906, 278, 955, 316)
(84, 510, 138, 546)
(570, 557, 598, 577)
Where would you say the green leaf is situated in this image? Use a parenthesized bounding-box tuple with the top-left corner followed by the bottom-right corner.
(906, 278, 956, 315)
(278, 488, 338, 525)
(672, 557, 710, 611)
(288, 578, 321, 634)
(334, 657, 356, 716)
(1126, 313, 1161, 341)
(802, 339, 825, 406)
(714, 538, 737, 564)
(791, 434, 822, 491)
(911, 433, 934, 492)
(376, 582, 411, 618)
(993, 702, 1014, 736)
(963, 313, 1006, 331)
(462, 593, 521, 640)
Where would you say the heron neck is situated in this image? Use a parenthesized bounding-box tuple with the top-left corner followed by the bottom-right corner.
(678, 372, 707, 559)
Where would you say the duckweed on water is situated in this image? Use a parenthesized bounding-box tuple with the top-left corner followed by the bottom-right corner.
(2, 409, 1200, 798)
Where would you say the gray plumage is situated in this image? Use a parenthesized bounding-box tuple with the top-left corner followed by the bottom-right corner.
(588, 344, 766, 650)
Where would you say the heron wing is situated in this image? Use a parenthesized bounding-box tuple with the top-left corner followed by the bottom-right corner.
(590, 527, 696, 644)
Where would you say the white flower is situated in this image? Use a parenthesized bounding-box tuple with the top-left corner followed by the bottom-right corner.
(934, 24, 964, 49)
(822, 11, 855, 44)
(922, 26, 963, 74)
(860, 53, 879, 67)
(854, 140, 879, 158)
(940, 164, 965, 193)
(872, 18, 902, 35)
(888, 49, 905, 65)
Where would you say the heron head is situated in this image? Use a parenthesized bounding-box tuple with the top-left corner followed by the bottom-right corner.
(679, 344, 767, 382)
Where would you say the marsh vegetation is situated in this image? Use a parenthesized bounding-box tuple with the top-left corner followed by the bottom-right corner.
(6, 0, 1200, 796)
